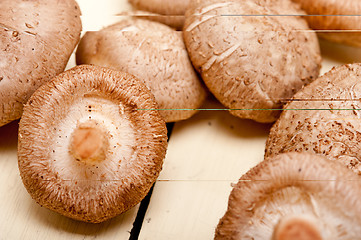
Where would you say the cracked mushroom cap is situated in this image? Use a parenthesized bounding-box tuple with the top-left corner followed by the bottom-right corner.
(76, 18, 207, 123)
(18, 65, 168, 223)
(128, 0, 189, 29)
(292, 0, 361, 47)
(265, 63, 361, 175)
(0, 0, 82, 127)
(183, 0, 321, 123)
(215, 152, 361, 239)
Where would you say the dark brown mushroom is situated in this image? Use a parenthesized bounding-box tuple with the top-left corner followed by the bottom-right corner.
(18, 65, 168, 223)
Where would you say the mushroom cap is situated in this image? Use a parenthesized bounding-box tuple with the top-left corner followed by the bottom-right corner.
(124, 10, 185, 30)
(76, 18, 207, 122)
(0, 0, 82, 127)
(18, 65, 168, 223)
(265, 63, 361, 175)
(183, 0, 321, 123)
(128, 0, 190, 16)
(292, 0, 361, 47)
(215, 152, 361, 239)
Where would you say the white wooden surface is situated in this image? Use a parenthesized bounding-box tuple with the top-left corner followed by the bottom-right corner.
(1, 1, 361, 239)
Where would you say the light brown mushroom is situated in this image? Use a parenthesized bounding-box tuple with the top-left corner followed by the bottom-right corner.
(76, 18, 207, 123)
(215, 152, 361, 239)
(18, 65, 168, 223)
(128, 0, 189, 29)
(266, 63, 361, 175)
(122, 10, 185, 30)
(183, 0, 321, 123)
(292, 0, 361, 47)
(0, 0, 82, 127)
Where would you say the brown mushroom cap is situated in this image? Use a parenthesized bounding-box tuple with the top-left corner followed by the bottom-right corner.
(215, 152, 361, 239)
(127, 0, 189, 30)
(292, 0, 361, 47)
(76, 18, 207, 123)
(266, 63, 361, 175)
(128, 0, 190, 16)
(123, 10, 185, 30)
(0, 0, 82, 127)
(183, 0, 321, 123)
(18, 65, 168, 223)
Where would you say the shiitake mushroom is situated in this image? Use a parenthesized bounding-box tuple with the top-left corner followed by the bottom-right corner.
(266, 63, 361, 175)
(0, 0, 82, 127)
(76, 18, 207, 123)
(128, 0, 189, 29)
(292, 0, 361, 47)
(183, 0, 321, 123)
(18, 65, 168, 223)
(216, 152, 361, 239)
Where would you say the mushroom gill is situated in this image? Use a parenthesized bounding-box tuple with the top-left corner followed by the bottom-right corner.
(215, 152, 361, 239)
(18, 65, 168, 223)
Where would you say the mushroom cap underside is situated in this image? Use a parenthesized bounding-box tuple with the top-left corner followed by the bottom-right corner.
(18, 65, 168, 223)
(215, 152, 361, 239)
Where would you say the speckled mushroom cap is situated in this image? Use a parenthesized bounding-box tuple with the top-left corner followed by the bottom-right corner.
(266, 63, 361, 175)
(183, 0, 321, 123)
(18, 65, 168, 223)
(76, 18, 207, 123)
(215, 152, 361, 239)
(0, 0, 82, 127)
(292, 0, 361, 47)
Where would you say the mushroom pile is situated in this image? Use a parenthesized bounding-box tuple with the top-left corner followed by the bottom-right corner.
(18, 65, 168, 223)
(1, 0, 360, 233)
(216, 152, 361, 239)
(0, 0, 82, 127)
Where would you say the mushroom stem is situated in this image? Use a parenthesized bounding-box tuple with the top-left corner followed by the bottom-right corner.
(273, 215, 323, 240)
(70, 120, 108, 164)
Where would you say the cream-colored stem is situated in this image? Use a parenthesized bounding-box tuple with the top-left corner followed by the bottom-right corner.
(273, 215, 322, 240)
(70, 121, 108, 164)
